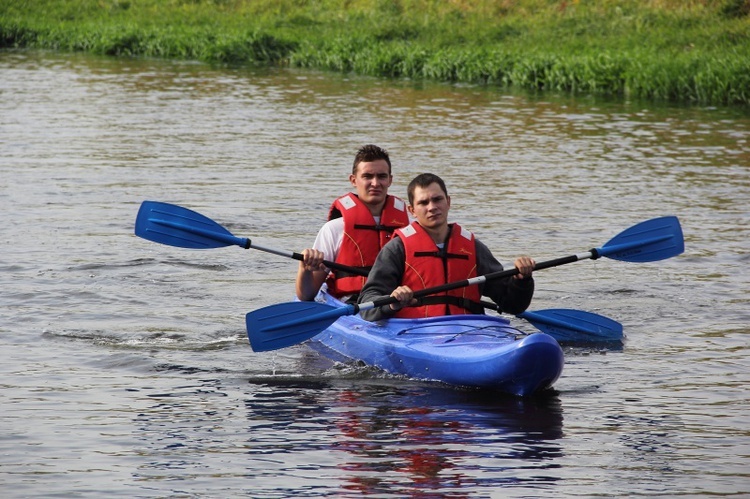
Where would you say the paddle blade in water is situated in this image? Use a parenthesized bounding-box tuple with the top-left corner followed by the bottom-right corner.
(135, 201, 246, 249)
(598, 216, 684, 263)
(246, 301, 351, 352)
(519, 309, 624, 342)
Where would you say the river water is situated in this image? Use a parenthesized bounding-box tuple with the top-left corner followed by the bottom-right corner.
(1, 50, 748, 497)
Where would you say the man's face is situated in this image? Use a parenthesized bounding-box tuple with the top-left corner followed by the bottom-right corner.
(408, 183, 450, 230)
(350, 159, 392, 206)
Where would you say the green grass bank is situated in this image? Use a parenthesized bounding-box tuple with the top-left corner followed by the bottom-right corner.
(2, 0, 749, 106)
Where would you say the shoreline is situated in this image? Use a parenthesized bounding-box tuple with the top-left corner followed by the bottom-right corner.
(1, 0, 748, 106)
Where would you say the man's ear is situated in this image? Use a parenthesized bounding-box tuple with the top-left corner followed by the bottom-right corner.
(349, 174, 357, 186)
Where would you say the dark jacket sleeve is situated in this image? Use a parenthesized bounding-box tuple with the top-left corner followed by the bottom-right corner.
(357, 238, 406, 322)
(475, 239, 535, 314)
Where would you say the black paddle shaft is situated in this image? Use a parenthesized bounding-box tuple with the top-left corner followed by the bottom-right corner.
(363, 252, 594, 311)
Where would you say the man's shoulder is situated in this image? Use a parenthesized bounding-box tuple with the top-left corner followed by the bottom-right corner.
(381, 236, 405, 255)
(320, 216, 344, 233)
(472, 235, 490, 250)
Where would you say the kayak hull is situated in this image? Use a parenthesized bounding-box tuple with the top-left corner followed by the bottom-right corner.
(308, 291, 564, 396)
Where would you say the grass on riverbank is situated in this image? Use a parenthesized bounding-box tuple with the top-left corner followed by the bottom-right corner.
(1, 0, 749, 105)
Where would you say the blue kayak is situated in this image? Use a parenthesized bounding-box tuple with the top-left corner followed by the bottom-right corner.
(305, 290, 564, 397)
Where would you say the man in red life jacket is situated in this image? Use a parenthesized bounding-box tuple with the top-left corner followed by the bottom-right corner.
(358, 173, 536, 321)
(296, 145, 410, 303)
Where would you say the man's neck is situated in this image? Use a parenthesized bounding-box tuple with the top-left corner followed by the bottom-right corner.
(422, 223, 450, 246)
(364, 198, 387, 217)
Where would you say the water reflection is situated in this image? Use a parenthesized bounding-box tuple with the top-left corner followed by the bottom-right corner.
(243, 379, 563, 495)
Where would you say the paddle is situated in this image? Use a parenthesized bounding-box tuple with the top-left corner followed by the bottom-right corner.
(247, 216, 683, 352)
(134, 200, 368, 277)
(135, 200, 621, 342)
(480, 301, 624, 342)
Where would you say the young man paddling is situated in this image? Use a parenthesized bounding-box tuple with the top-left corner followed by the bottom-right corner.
(296, 144, 410, 303)
(357, 173, 536, 321)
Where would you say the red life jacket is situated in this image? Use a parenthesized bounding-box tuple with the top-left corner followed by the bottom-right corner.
(394, 222, 482, 318)
(326, 193, 409, 298)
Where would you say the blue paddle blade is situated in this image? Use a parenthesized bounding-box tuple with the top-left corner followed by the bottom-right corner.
(246, 301, 354, 352)
(518, 309, 623, 343)
(135, 201, 247, 249)
(598, 216, 684, 262)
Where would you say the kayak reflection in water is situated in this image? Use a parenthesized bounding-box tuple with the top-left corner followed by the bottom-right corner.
(329, 386, 564, 494)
